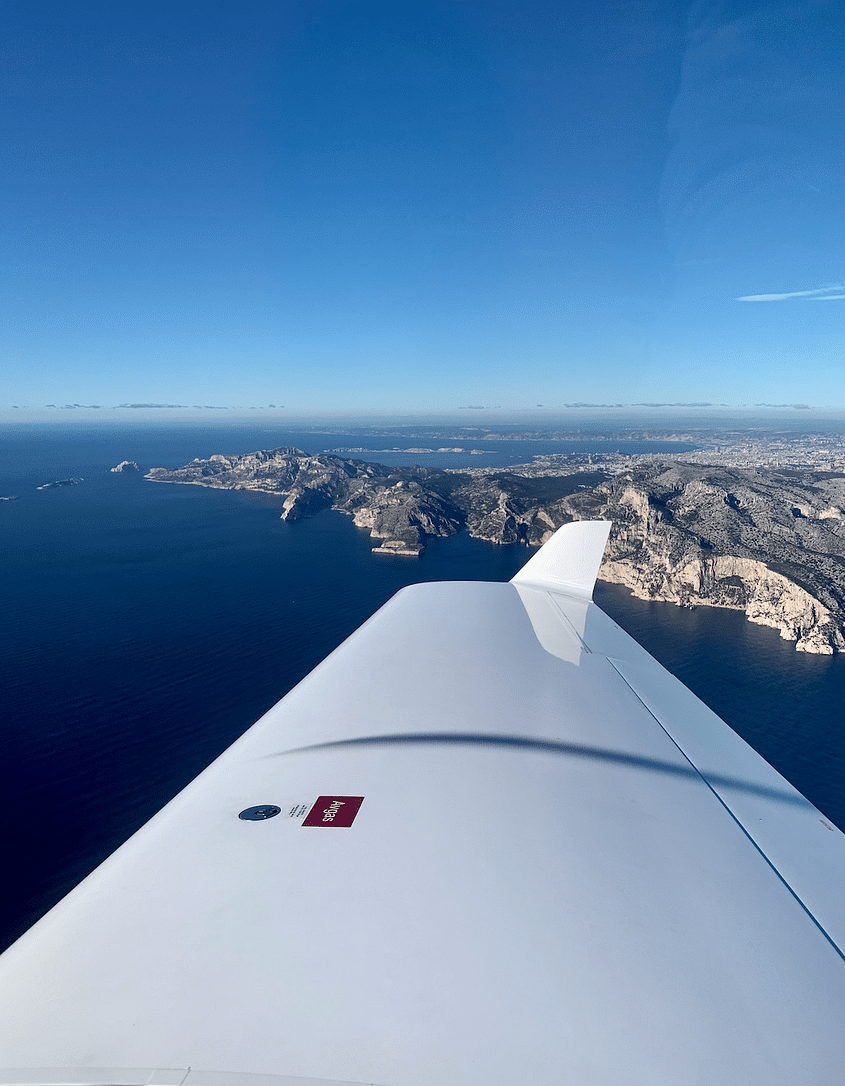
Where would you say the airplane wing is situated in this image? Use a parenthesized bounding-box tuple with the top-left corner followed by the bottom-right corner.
(1, 521, 844, 1086)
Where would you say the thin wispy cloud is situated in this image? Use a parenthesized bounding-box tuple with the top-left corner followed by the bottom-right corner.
(737, 285, 845, 302)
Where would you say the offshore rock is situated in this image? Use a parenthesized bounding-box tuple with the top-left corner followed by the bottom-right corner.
(110, 461, 140, 473)
(36, 478, 84, 490)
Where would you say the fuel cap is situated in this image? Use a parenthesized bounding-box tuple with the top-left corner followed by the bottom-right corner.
(238, 804, 281, 821)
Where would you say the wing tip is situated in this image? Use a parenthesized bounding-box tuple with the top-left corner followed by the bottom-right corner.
(511, 520, 612, 599)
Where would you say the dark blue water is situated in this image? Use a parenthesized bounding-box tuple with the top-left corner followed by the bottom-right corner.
(2, 424, 844, 952)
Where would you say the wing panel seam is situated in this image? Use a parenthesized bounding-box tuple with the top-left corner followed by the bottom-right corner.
(606, 658, 845, 964)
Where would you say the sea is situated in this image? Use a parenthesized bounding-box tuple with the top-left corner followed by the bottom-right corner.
(2, 420, 845, 952)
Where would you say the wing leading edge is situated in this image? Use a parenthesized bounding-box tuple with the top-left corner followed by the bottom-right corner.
(1, 521, 844, 1086)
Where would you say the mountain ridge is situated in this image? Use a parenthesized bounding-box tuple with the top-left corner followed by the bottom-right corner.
(146, 449, 845, 654)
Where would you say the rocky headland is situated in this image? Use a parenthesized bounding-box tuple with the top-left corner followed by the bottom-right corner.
(146, 448, 845, 653)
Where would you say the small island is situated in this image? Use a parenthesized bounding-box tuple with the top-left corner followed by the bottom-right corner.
(36, 478, 84, 490)
(110, 461, 140, 473)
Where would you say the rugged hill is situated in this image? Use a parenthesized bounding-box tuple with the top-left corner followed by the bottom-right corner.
(558, 461, 845, 655)
(147, 450, 845, 653)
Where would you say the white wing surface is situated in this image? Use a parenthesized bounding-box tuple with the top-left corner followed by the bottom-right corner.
(1, 521, 844, 1086)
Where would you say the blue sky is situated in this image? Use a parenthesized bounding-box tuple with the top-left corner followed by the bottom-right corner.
(3, 0, 844, 415)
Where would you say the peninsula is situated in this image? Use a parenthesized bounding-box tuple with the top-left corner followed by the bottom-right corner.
(147, 447, 845, 654)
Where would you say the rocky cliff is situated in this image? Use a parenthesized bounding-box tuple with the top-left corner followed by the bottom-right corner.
(511, 460, 845, 654)
(147, 450, 845, 653)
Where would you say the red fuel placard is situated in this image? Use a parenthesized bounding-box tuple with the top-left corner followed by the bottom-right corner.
(302, 796, 365, 828)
